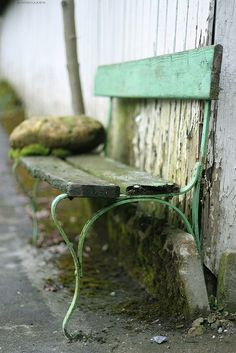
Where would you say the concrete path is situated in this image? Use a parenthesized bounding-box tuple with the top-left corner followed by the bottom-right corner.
(0, 125, 236, 353)
(0, 126, 85, 353)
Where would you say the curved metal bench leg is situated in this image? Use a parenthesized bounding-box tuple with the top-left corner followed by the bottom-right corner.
(192, 182, 201, 244)
(51, 194, 199, 341)
(51, 194, 82, 341)
(31, 178, 40, 244)
(12, 159, 40, 244)
(189, 163, 202, 253)
(77, 196, 197, 278)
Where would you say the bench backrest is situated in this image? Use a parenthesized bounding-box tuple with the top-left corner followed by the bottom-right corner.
(94, 44, 222, 163)
(94, 45, 222, 100)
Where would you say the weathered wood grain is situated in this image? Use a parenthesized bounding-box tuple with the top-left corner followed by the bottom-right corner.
(95, 45, 222, 100)
(67, 154, 180, 195)
(20, 156, 120, 198)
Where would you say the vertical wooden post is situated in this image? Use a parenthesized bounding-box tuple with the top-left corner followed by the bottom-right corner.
(61, 0, 85, 114)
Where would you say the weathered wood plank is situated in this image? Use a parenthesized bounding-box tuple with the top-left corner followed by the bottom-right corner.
(20, 156, 120, 198)
(67, 154, 180, 195)
(95, 45, 222, 100)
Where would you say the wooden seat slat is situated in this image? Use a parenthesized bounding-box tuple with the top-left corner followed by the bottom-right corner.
(20, 156, 120, 198)
(67, 154, 179, 195)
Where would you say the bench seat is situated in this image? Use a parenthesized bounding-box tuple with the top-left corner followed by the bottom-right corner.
(67, 154, 179, 195)
(20, 155, 180, 198)
(20, 156, 120, 198)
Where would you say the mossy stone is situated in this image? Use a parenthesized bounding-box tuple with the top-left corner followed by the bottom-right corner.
(10, 115, 106, 152)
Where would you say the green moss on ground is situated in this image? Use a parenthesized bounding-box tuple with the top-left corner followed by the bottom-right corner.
(54, 236, 166, 323)
(106, 205, 186, 316)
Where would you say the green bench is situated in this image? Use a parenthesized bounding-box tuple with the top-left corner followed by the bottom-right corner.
(13, 44, 222, 340)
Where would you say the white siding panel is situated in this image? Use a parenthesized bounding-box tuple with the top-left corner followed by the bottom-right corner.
(175, 0, 189, 51)
(0, 0, 214, 119)
(156, 0, 168, 55)
(0, 0, 72, 116)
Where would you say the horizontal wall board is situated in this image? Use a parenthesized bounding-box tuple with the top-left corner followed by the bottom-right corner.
(95, 45, 222, 100)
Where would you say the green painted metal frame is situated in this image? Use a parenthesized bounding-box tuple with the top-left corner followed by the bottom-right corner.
(49, 100, 210, 340)
(51, 193, 194, 340)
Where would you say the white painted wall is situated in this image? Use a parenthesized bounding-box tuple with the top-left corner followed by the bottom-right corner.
(0, 0, 72, 116)
(1, 0, 234, 274)
(0, 0, 213, 122)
